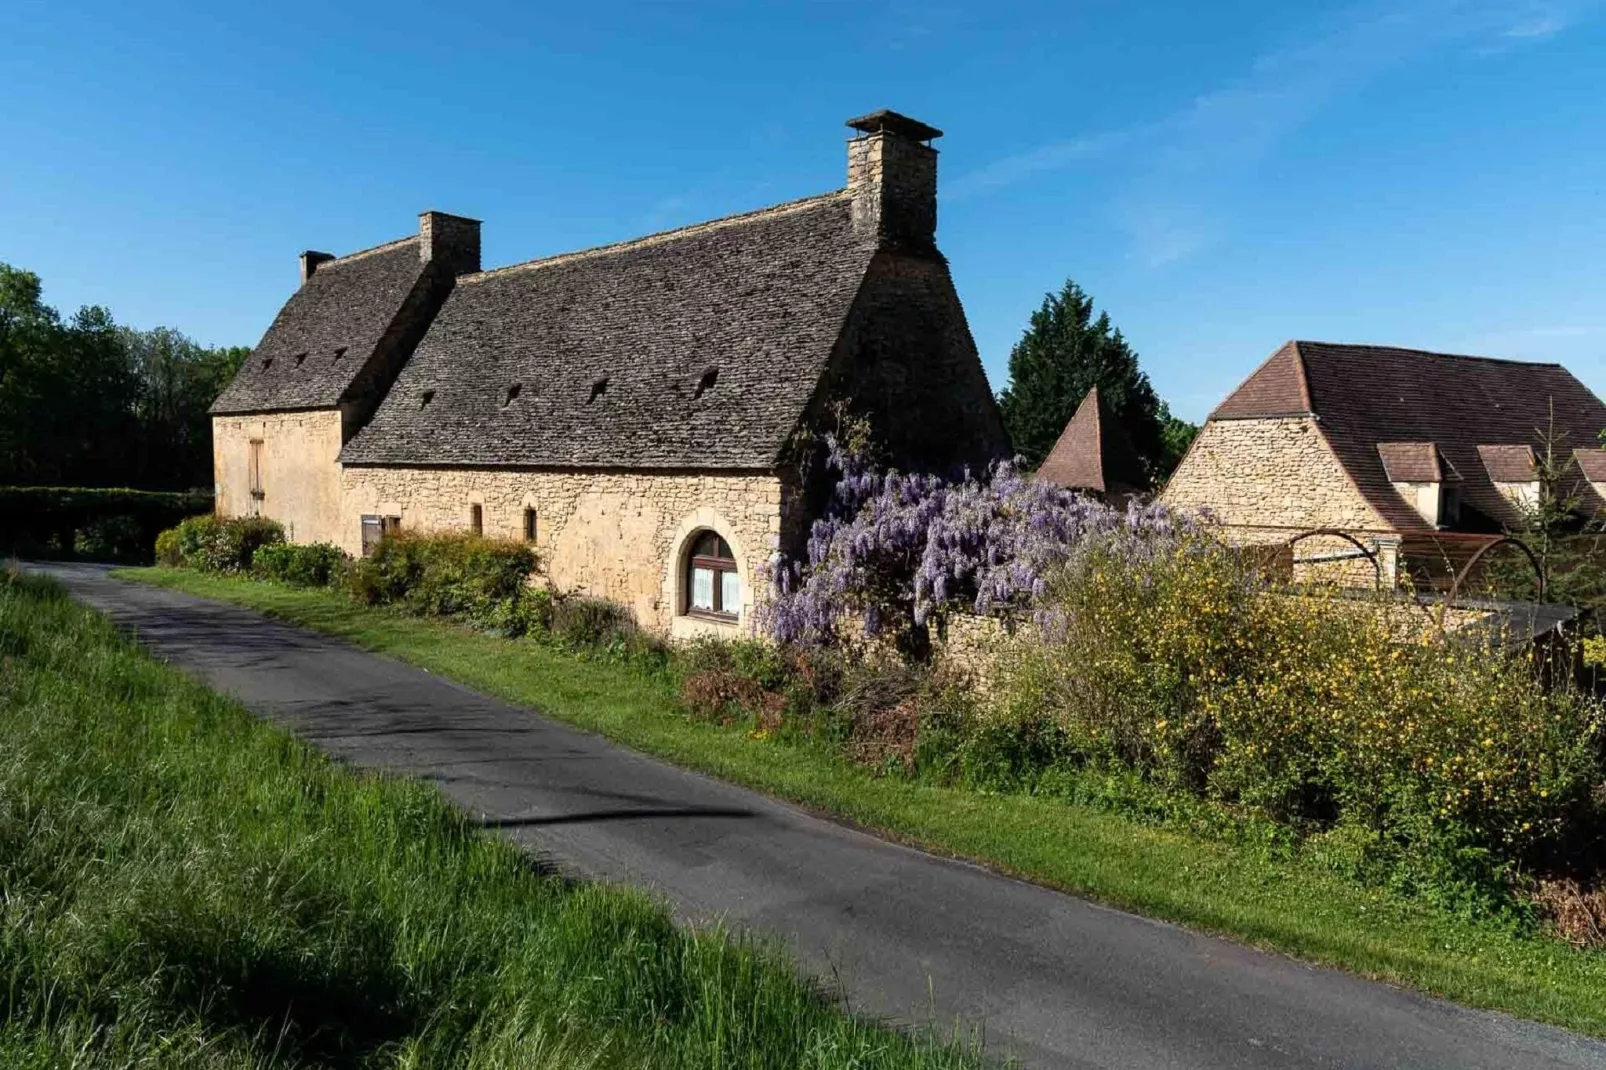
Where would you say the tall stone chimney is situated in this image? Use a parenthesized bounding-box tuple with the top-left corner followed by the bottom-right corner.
(299, 250, 334, 285)
(846, 110, 942, 252)
(418, 210, 482, 275)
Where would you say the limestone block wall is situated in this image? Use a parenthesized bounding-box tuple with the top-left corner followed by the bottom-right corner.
(1162, 416, 1396, 585)
(339, 466, 789, 636)
(212, 411, 346, 545)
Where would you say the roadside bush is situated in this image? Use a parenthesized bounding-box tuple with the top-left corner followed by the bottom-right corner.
(345, 532, 537, 620)
(158, 514, 285, 573)
(253, 542, 349, 588)
(990, 538, 1606, 906)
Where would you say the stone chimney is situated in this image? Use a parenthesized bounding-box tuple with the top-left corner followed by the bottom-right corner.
(418, 210, 482, 275)
(846, 110, 942, 251)
(299, 250, 334, 285)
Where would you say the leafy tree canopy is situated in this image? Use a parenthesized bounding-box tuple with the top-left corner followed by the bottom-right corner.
(0, 262, 247, 490)
(997, 279, 1197, 481)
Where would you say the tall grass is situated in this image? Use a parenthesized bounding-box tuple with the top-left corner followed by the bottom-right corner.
(0, 571, 978, 1070)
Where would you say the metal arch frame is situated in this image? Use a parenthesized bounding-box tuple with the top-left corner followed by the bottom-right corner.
(1437, 535, 1547, 633)
(1283, 528, 1383, 589)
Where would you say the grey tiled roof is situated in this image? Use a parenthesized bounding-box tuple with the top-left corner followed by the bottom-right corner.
(211, 238, 428, 415)
(341, 193, 876, 470)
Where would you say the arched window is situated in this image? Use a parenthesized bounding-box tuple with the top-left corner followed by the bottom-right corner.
(523, 507, 537, 542)
(685, 531, 739, 619)
(469, 503, 483, 535)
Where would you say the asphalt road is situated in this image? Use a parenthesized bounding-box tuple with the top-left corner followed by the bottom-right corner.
(38, 563, 1606, 1070)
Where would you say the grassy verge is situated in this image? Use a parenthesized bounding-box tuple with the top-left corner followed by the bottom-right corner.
(0, 571, 979, 1069)
(118, 566, 1606, 1037)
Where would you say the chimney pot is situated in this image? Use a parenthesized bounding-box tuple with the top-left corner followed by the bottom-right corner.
(418, 210, 482, 275)
(299, 250, 334, 285)
(845, 110, 941, 251)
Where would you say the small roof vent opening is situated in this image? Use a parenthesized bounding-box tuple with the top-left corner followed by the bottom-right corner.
(332, 346, 348, 361)
(420, 390, 435, 409)
(261, 356, 273, 370)
(588, 377, 609, 404)
(293, 352, 307, 367)
(503, 383, 522, 407)
(694, 367, 719, 399)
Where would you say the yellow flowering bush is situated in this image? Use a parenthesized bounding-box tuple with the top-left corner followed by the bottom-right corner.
(991, 538, 1605, 897)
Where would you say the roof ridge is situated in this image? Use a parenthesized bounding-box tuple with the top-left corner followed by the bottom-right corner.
(1293, 339, 1565, 369)
(463, 190, 851, 284)
(329, 235, 418, 266)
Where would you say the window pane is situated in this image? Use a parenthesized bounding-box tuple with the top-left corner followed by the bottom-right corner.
(691, 567, 715, 611)
(720, 570, 740, 614)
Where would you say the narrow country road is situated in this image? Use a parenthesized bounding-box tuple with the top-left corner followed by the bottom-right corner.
(37, 564, 1606, 1070)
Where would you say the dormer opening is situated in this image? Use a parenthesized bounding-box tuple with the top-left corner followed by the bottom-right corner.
(261, 357, 273, 370)
(421, 390, 435, 409)
(504, 383, 522, 407)
(589, 377, 609, 404)
(332, 346, 348, 362)
(694, 367, 719, 399)
(294, 352, 307, 367)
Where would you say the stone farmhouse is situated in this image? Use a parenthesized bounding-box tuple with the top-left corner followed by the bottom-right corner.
(1161, 340, 1606, 584)
(210, 111, 1008, 637)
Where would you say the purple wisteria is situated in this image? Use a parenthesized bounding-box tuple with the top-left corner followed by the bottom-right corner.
(763, 435, 1205, 645)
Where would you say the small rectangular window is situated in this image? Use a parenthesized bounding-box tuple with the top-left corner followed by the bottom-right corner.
(523, 507, 537, 542)
(469, 503, 483, 535)
(362, 515, 402, 556)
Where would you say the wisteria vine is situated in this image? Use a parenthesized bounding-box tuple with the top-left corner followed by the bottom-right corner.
(762, 435, 1206, 645)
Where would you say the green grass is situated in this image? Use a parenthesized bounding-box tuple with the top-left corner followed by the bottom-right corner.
(0, 571, 982, 1069)
(118, 567, 1606, 1038)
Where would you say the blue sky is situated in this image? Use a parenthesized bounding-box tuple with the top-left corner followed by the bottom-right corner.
(4, 0, 1603, 422)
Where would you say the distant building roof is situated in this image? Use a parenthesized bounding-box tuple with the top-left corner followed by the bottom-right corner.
(340, 194, 877, 470)
(211, 238, 429, 415)
(1210, 341, 1606, 530)
(1035, 386, 1150, 496)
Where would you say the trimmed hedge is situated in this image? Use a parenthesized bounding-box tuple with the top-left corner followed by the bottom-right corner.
(253, 542, 350, 587)
(0, 486, 213, 563)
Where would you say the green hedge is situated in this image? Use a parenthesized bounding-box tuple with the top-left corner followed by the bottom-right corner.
(0, 486, 214, 563)
(156, 514, 285, 573)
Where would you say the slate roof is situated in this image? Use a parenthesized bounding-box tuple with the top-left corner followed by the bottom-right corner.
(1212, 341, 1606, 530)
(341, 193, 877, 470)
(1036, 386, 1149, 495)
(211, 238, 430, 415)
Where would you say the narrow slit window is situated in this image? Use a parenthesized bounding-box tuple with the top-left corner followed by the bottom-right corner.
(522, 507, 537, 542)
(469, 503, 483, 535)
(248, 439, 265, 502)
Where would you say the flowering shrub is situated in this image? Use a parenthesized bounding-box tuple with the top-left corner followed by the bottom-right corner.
(990, 540, 1606, 903)
(764, 435, 1201, 647)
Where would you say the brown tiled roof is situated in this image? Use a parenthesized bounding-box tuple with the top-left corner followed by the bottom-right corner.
(211, 238, 432, 415)
(341, 193, 877, 470)
(1574, 449, 1606, 482)
(1477, 444, 1536, 482)
(1376, 442, 1459, 483)
(1213, 341, 1606, 530)
(1036, 386, 1150, 495)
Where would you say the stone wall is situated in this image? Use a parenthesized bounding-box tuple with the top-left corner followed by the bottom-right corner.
(1162, 416, 1395, 585)
(212, 411, 346, 545)
(339, 465, 790, 637)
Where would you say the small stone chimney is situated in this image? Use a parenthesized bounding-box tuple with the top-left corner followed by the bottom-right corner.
(299, 250, 334, 285)
(418, 210, 482, 276)
(846, 110, 942, 251)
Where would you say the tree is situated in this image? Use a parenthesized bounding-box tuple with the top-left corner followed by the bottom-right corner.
(997, 280, 1194, 481)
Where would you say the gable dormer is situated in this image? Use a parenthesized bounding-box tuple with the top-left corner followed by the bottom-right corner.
(1478, 444, 1539, 512)
(1377, 442, 1461, 527)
